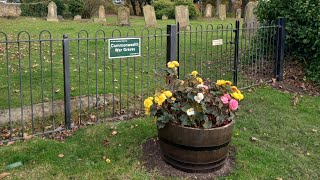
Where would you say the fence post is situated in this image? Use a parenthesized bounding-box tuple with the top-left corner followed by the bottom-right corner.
(233, 20, 240, 86)
(167, 24, 178, 65)
(62, 34, 71, 130)
(275, 17, 285, 81)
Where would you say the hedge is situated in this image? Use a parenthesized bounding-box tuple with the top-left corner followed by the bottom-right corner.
(20, 2, 48, 17)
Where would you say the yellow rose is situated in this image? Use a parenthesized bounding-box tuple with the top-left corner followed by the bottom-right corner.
(231, 86, 241, 94)
(191, 71, 198, 77)
(164, 91, 172, 98)
(158, 93, 167, 106)
(167, 62, 175, 69)
(155, 93, 167, 106)
(144, 98, 153, 108)
(216, 80, 227, 86)
(196, 77, 203, 84)
(231, 92, 244, 101)
(172, 61, 179, 67)
(225, 81, 232, 85)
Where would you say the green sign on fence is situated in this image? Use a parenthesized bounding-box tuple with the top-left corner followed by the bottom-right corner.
(108, 38, 141, 59)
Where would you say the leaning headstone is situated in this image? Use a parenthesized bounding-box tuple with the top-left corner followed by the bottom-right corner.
(94, 5, 106, 22)
(175, 5, 190, 29)
(143, 5, 157, 28)
(219, 4, 226, 20)
(204, 4, 212, 18)
(236, 8, 241, 19)
(162, 15, 168, 20)
(47, 1, 58, 22)
(244, 2, 258, 37)
(117, 6, 130, 26)
(74, 15, 82, 21)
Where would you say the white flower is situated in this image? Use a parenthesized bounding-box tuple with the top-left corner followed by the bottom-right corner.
(186, 108, 195, 116)
(197, 83, 205, 89)
(194, 93, 204, 103)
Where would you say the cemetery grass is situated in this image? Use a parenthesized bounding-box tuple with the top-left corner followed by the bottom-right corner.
(0, 16, 239, 111)
(0, 86, 319, 179)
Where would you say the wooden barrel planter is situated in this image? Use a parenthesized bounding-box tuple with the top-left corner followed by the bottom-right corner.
(158, 120, 235, 173)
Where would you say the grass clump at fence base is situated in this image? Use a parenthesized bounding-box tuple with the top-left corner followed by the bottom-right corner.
(0, 86, 319, 179)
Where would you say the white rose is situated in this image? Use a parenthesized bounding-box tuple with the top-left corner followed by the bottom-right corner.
(194, 93, 204, 103)
(186, 108, 195, 116)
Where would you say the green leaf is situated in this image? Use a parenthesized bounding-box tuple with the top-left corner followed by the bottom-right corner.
(179, 114, 189, 126)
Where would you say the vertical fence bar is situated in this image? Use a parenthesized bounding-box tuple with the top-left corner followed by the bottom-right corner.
(167, 25, 178, 64)
(275, 17, 285, 81)
(233, 20, 240, 86)
(63, 34, 71, 129)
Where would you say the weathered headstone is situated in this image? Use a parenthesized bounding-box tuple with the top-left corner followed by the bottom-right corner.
(175, 5, 190, 29)
(204, 4, 212, 18)
(47, 1, 58, 22)
(94, 5, 106, 22)
(118, 6, 130, 26)
(74, 15, 82, 21)
(162, 15, 168, 20)
(219, 4, 226, 20)
(244, 2, 258, 37)
(236, 8, 241, 19)
(143, 5, 157, 27)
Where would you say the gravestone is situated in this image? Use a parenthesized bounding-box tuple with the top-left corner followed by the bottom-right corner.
(175, 5, 189, 29)
(204, 4, 212, 18)
(74, 15, 81, 21)
(236, 8, 241, 19)
(118, 6, 130, 26)
(244, 2, 258, 37)
(162, 15, 168, 20)
(219, 4, 226, 20)
(143, 5, 157, 27)
(47, 1, 58, 22)
(94, 5, 106, 22)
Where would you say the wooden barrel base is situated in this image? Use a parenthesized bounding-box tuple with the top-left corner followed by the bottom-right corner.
(162, 154, 227, 173)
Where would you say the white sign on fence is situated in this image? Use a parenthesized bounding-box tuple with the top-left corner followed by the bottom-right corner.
(212, 39, 223, 46)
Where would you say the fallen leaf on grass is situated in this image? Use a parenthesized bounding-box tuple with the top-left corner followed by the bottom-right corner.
(0, 172, 10, 179)
(292, 94, 299, 107)
(250, 137, 259, 142)
(111, 131, 117, 136)
(276, 177, 283, 180)
(58, 154, 64, 158)
(23, 133, 33, 140)
(106, 159, 111, 163)
(311, 129, 317, 132)
(103, 139, 109, 146)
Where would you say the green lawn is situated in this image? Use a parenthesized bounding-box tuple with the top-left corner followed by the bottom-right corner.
(0, 86, 319, 179)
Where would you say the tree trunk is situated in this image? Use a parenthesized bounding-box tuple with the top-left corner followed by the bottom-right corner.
(228, 0, 233, 13)
(138, 0, 143, 16)
(241, 0, 249, 18)
(130, 0, 137, 16)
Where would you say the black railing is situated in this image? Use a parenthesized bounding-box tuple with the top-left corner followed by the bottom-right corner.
(0, 18, 285, 142)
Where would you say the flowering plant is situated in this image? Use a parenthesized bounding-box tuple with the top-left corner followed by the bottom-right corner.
(144, 61, 244, 129)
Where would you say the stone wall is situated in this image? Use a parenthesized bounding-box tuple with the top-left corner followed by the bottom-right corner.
(0, 3, 21, 17)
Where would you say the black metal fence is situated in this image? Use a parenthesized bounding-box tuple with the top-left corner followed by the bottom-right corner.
(0, 18, 285, 142)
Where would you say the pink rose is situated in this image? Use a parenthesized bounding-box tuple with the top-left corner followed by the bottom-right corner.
(224, 94, 231, 100)
(229, 99, 238, 111)
(204, 85, 209, 90)
(220, 96, 229, 104)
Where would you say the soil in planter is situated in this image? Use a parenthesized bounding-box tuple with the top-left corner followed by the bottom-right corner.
(141, 137, 236, 179)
